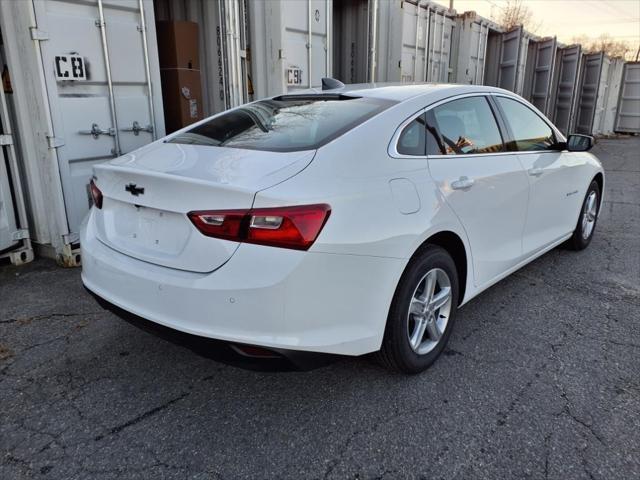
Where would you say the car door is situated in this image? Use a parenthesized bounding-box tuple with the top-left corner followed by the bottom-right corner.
(426, 95, 530, 287)
(491, 95, 584, 255)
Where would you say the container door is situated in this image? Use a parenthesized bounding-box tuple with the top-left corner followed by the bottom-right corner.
(0, 142, 18, 251)
(497, 26, 523, 92)
(602, 59, 625, 135)
(0, 65, 29, 253)
(552, 45, 581, 135)
(615, 62, 640, 134)
(574, 52, 604, 135)
(33, 0, 164, 241)
(530, 37, 557, 115)
(592, 56, 612, 135)
(426, 10, 452, 83)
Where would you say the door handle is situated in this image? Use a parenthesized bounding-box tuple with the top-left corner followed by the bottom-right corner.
(451, 176, 474, 190)
(78, 123, 115, 139)
(121, 121, 154, 136)
(529, 167, 544, 177)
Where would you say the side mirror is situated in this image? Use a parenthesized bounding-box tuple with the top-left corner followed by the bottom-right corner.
(566, 134, 595, 152)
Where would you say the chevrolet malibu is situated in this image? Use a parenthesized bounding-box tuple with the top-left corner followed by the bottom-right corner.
(81, 82, 603, 373)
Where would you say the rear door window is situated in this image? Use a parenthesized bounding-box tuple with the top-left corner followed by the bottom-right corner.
(494, 96, 557, 151)
(431, 96, 504, 155)
(166, 95, 396, 152)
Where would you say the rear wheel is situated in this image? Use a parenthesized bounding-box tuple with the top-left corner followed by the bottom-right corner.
(377, 245, 459, 374)
(567, 180, 600, 251)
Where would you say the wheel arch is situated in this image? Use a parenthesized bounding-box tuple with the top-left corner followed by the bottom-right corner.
(409, 230, 469, 306)
(592, 172, 604, 211)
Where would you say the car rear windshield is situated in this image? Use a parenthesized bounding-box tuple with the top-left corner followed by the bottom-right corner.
(166, 95, 396, 152)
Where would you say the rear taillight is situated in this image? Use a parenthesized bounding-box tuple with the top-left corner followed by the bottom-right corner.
(187, 204, 331, 251)
(90, 179, 103, 209)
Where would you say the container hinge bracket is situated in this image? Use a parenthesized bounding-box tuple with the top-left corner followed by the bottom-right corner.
(11, 229, 30, 241)
(47, 135, 65, 149)
(0, 134, 13, 146)
(30, 28, 49, 41)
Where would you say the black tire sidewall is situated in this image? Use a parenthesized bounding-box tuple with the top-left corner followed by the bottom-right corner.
(572, 180, 600, 250)
(384, 245, 459, 373)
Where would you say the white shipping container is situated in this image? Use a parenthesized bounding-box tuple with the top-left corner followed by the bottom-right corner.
(595, 57, 625, 135)
(0, 78, 33, 265)
(249, 0, 332, 98)
(0, 0, 165, 263)
(615, 62, 640, 134)
(380, 0, 454, 83)
(482, 25, 532, 96)
(574, 52, 608, 135)
(550, 45, 582, 135)
(155, 0, 250, 114)
(451, 11, 503, 85)
(590, 56, 624, 136)
(521, 37, 558, 116)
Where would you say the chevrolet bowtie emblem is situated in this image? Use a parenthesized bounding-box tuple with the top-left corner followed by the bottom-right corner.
(125, 183, 145, 196)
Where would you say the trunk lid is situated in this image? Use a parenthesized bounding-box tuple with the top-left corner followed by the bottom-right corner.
(92, 142, 315, 273)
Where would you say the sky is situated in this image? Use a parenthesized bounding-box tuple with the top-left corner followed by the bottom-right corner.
(433, 0, 640, 51)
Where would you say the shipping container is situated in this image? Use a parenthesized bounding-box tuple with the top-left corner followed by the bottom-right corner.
(521, 37, 558, 116)
(549, 45, 582, 135)
(592, 57, 624, 136)
(482, 25, 532, 95)
(574, 52, 609, 135)
(0, 0, 165, 263)
(373, 0, 455, 84)
(155, 0, 249, 114)
(331, 0, 370, 84)
(0, 70, 33, 265)
(615, 62, 640, 134)
(250, 0, 332, 98)
(451, 11, 503, 85)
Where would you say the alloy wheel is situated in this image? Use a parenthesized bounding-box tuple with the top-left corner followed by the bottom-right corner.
(406, 268, 453, 355)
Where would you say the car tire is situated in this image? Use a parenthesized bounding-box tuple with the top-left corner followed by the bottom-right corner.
(567, 180, 600, 251)
(377, 245, 459, 374)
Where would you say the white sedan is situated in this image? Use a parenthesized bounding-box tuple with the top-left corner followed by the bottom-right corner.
(81, 82, 604, 373)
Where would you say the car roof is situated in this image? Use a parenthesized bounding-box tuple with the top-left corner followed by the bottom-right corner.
(296, 82, 516, 103)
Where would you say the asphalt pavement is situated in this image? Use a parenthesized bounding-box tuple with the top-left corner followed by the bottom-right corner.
(1, 136, 639, 480)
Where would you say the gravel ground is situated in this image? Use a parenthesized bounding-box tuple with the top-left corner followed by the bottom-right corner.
(1, 136, 639, 480)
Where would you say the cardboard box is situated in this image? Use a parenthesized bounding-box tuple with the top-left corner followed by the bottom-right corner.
(160, 68, 203, 133)
(156, 21, 200, 70)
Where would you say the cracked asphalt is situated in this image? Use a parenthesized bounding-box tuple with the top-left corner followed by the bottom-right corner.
(1, 136, 639, 480)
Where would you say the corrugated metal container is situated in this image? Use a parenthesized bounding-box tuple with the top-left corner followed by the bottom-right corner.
(574, 52, 609, 135)
(615, 62, 640, 134)
(549, 45, 582, 135)
(521, 37, 558, 116)
(592, 57, 625, 136)
(375, 0, 455, 83)
(332, 0, 370, 84)
(155, 0, 250, 114)
(0, 0, 164, 263)
(249, 0, 332, 98)
(451, 11, 503, 85)
(0, 73, 33, 265)
(482, 25, 532, 95)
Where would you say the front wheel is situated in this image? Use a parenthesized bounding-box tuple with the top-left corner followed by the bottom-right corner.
(377, 245, 459, 374)
(567, 180, 600, 251)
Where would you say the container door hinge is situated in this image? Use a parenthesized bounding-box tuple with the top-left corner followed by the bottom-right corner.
(47, 135, 65, 148)
(11, 229, 30, 241)
(0, 134, 13, 146)
(30, 27, 49, 41)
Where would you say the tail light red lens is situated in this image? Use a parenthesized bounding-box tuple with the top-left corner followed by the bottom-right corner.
(187, 204, 331, 251)
(89, 179, 103, 209)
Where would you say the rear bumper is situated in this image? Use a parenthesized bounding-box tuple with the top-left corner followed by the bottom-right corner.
(80, 210, 404, 355)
